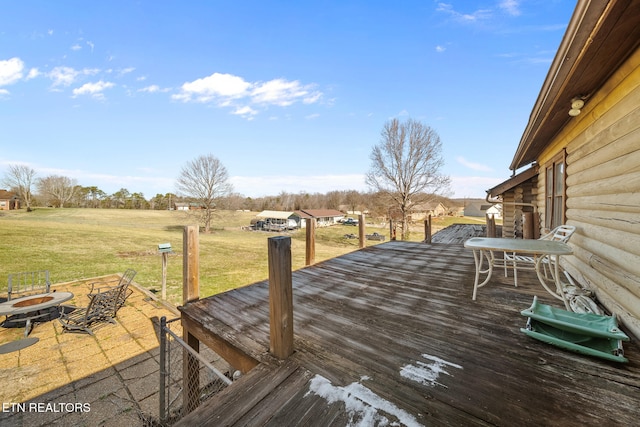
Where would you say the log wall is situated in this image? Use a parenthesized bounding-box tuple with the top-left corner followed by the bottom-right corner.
(535, 47, 640, 336)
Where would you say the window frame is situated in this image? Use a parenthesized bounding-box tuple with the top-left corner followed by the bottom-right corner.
(544, 150, 567, 229)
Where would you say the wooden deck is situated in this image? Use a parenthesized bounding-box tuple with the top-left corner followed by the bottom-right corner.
(177, 234, 640, 426)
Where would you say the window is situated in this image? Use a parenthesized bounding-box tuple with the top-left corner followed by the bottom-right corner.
(545, 151, 566, 229)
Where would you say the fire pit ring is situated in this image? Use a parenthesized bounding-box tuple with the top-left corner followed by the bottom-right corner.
(12, 296, 55, 308)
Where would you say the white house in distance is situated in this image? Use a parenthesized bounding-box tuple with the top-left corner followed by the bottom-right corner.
(295, 209, 345, 227)
(254, 210, 300, 231)
(462, 199, 502, 218)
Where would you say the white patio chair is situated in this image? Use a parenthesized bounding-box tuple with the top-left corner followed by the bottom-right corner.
(504, 225, 576, 287)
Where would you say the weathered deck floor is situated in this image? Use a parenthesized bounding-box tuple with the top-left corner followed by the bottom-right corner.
(178, 239, 640, 426)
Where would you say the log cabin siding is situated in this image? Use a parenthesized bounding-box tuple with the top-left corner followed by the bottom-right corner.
(535, 47, 640, 337)
(500, 179, 538, 239)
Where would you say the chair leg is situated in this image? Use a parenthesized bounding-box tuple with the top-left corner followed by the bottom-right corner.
(24, 319, 32, 338)
(504, 252, 508, 277)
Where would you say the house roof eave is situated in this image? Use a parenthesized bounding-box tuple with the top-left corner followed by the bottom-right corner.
(510, 0, 640, 170)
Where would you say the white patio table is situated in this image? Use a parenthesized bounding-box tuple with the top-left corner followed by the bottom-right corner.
(464, 237, 573, 309)
(0, 291, 74, 337)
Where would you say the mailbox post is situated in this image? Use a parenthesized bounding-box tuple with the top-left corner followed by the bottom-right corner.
(158, 243, 173, 300)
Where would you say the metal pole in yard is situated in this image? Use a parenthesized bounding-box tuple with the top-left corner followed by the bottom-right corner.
(159, 316, 167, 425)
(161, 252, 168, 300)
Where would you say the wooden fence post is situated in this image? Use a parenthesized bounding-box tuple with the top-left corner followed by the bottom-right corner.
(182, 225, 200, 415)
(268, 236, 294, 359)
(305, 218, 316, 266)
(424, 215, 432, 243)
(486, 214, 496, 237)
(358, 214, 366, 248)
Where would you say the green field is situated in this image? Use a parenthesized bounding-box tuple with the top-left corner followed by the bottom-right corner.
(0, 208, 370, 304)
(0, 208, 489, 305)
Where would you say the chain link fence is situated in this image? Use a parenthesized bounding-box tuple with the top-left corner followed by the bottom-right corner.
(158, 317, 234, 425)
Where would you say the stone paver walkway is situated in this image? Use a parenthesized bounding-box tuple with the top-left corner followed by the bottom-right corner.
(0, 275, 215, 426)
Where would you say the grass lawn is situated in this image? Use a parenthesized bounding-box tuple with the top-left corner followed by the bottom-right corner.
(0, 208, 371, 304)
(0, 208, 493, 305)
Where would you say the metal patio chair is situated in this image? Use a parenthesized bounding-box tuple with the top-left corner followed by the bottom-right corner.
(4, 270, 54, 336)
(88, 269, 136, 314)
(504, 225, 576, 287)
(58, 287, 119, 335)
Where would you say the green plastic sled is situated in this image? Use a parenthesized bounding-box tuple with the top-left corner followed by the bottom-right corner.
(521, 296, 629, 363)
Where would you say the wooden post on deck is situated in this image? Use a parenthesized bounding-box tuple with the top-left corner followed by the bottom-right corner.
(424, 215, 432, 243)
(358, 214, 366, 248)
(486, 214, 496, 238)
(268, 236, 294, 359)
(182, 225, 200, 415)
(523, 212, 534, 239)
(305, 218, 316, 266)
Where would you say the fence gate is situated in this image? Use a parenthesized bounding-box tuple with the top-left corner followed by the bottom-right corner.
(159, 316, 232, 425)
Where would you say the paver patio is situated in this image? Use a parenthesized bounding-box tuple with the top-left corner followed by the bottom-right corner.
(0, 275, 227, 426)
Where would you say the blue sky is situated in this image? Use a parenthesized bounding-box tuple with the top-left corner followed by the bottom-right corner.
(1, 1, 574, 199)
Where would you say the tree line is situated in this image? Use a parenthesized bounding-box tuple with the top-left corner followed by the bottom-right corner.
(0, 164, 375, 212)
(3, 119, 451, 239)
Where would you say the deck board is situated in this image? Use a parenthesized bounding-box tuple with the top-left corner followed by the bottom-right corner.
(178, 237, 640, 426)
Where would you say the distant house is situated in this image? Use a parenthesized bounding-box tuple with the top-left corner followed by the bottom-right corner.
(255, 210, 300, 231)
(294, 209, 345, 227)
(175, 202, 205, 211)
(0, 190, 20, 210)
(484, 204, 502, 219)
(463, 199, 491, 217)
(410, 202, 447, 221)
(487, 1, 640, 337)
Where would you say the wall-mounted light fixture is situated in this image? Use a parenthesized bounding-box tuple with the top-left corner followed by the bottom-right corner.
(568, 97, 585, 116)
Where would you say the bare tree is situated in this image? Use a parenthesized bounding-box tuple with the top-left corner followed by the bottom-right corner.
(37, 175, 78, 207)
(2, 164, 37, 211)
(176, 154, 232, 233)
(344, 190, 363, 214)
(366, 118, 450, 240)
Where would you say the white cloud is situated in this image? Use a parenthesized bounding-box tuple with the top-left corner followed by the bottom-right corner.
(251, 78, 321, 107)
(435, 45, 446, 53)
(499, 0, 521, 16)
(456, 156, 493, 172)
(72, 80, 115, 99)
(26, 68, 39, 79)
(48, 66, 100, 88)
(232, 105, 258, 119)
(139, 85, 160, 93)
(0, 57, 24, 86)
(173, 72, 251, 103)
(118, 67, 136, 76)
(71, 44, 82, 51)
(138, 84, 170, 94)
(450, 175, 502, 198)
(436, 3, 492, 22)
(173, 72, 323, 119)
(49, 66, 79, 87)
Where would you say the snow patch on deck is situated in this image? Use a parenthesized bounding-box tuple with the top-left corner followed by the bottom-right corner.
(400, 354, 462, 388)
(306, 375, 423, 427)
